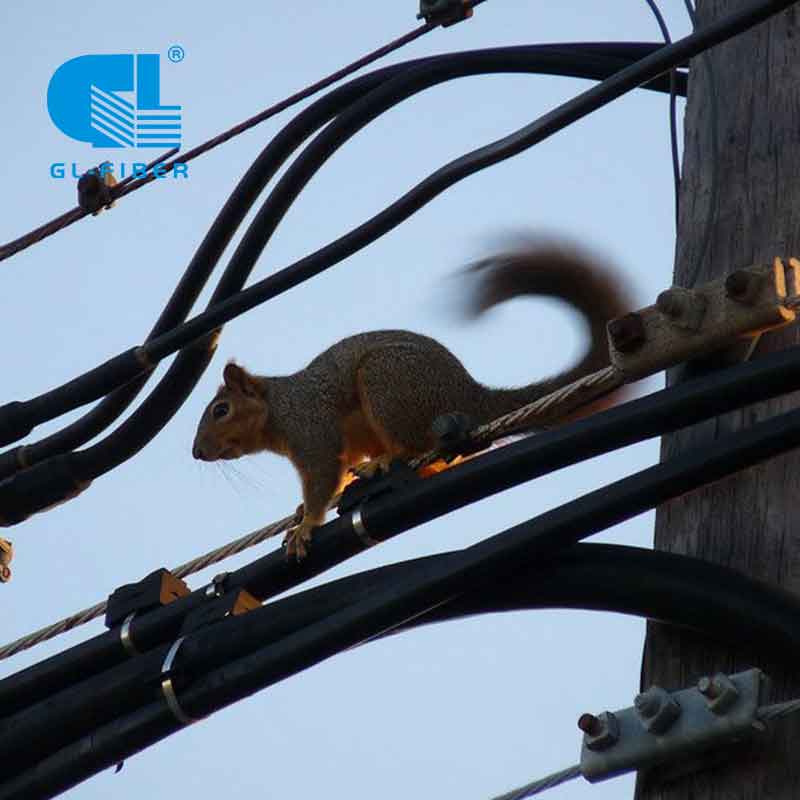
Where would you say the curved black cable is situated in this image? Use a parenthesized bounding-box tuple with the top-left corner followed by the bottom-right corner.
(0, 45, 687, 518)
(6, 340, 800, 717)
(0, 42, 680, 461)
(84, 0, 783, 371)
(0, 43, 685, 456)
(643, 0, 682, 227)
(0, 60, 413, 481)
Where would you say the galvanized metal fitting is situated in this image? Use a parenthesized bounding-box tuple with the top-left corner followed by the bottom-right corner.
(725, 269, 764, 304)
(634, 686, 681, 733)
(205, 572, 229, 599)
(578, 711, 620, 751)
(697, 673, 739, 715)
(656, 287, 708, 331)
(607, 313, 646, 353)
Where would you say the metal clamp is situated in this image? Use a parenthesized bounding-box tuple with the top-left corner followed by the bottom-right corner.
(205, 572, 229, 599)
(579, 668, 769, 783)
(351, 509, 378, 548)
(119, 611, 139, 656)
(417, 0, 474, 26)
(160, 637, 201, 726)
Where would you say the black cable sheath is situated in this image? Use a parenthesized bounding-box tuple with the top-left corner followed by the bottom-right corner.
(6, 414, 800, 798)
(5, 340, 800, 714)
(7, 364, 800, 777)
(0, 61, 401, 479)
(0, 43, 679, 457)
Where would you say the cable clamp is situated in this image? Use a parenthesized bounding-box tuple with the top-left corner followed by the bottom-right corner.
(76, 162, 117, 215)
(119, 611, 139, 656)
(579, 668, 769, 783)
(161, 636, 202, 726)
(351, 509, 378, 548)
(417, 0, 474, 27)
(205, 572, 229, 599)
(105, 568, 190, 628)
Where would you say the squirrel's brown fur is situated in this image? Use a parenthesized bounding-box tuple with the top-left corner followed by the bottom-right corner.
(192, 242, 630, 559)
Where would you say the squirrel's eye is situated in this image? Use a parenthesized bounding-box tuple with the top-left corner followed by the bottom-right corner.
(212, 401, 230, 420)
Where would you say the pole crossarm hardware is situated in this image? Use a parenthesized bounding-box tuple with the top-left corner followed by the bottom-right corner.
(490, 669, 789, 800)
(578, 669, 769, 783)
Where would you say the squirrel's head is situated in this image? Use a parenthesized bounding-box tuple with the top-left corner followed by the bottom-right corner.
(192, 362, 270, 461)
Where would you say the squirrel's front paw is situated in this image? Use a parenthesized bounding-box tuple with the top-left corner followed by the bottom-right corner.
(284, 521, 314, 561)
(351, 454, 394, 480)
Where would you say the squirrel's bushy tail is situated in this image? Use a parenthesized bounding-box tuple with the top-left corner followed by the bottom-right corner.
(463, 237, 632, 411)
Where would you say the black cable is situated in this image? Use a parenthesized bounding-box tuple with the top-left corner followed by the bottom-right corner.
(7, 378, 800, 794)
(0, 42, 682, 457)
(0, 61, 411, 481)
(643, 0, 682, 227)
(6, 339, 800, 719)
(0, 44, 687, 520)
(0, 43, 679, 459)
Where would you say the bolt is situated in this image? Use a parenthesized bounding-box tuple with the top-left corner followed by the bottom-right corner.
(697, 676, 715, 697)
(578, 711, 620, 750)
(577, 713, 600, 735)
(725, 270, 762, 303)
(608, 313, 646, 353)
(635, 686, 681, 734)
(634, 692, 660, 718)
(656, 289, 682, 318)
(431, 411, 474, 446)
(698, 673, 739, 714)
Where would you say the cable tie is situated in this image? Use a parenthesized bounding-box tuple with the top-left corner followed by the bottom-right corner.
(351, 509, 378, 548)
(119, 611, 139, 657)
(160, 637, 201, 726)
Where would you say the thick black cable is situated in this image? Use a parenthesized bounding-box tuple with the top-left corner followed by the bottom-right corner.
(8, 383, 800, 795)
(153, 398, 800, 714)
(0, 45, 686, 521)
(0, 62, 411, 481)
(0, 43, 682, 457)
(5, 340, 800, 722)
(7, 340, 800, 713)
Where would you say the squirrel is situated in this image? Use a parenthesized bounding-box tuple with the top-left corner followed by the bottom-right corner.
(192, 241, 631, 559)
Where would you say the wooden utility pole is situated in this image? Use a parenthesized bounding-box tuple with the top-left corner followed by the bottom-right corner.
(637, 2, 800, 798)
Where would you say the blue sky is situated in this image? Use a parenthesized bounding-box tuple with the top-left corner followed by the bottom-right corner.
(1, 2, 693, 798)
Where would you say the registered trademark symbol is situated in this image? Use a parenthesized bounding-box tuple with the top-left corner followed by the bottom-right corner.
(167, 45, 185, 63)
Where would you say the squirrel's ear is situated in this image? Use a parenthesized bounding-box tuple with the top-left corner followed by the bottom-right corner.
(223, 362, 259, 397)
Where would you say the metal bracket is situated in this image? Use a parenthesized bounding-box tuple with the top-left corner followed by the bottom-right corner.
(417, 0, 474, 26)
(105, 568, 190, 628)
(579, 668, 769, 782)
(181, 587, 261, 635)
(608, 258, 800, 381)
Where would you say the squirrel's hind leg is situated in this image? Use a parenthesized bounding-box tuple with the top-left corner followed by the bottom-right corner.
(356, 346, 473, 464)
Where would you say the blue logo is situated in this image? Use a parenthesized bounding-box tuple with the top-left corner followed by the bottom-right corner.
(47, 53, 182, 149)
